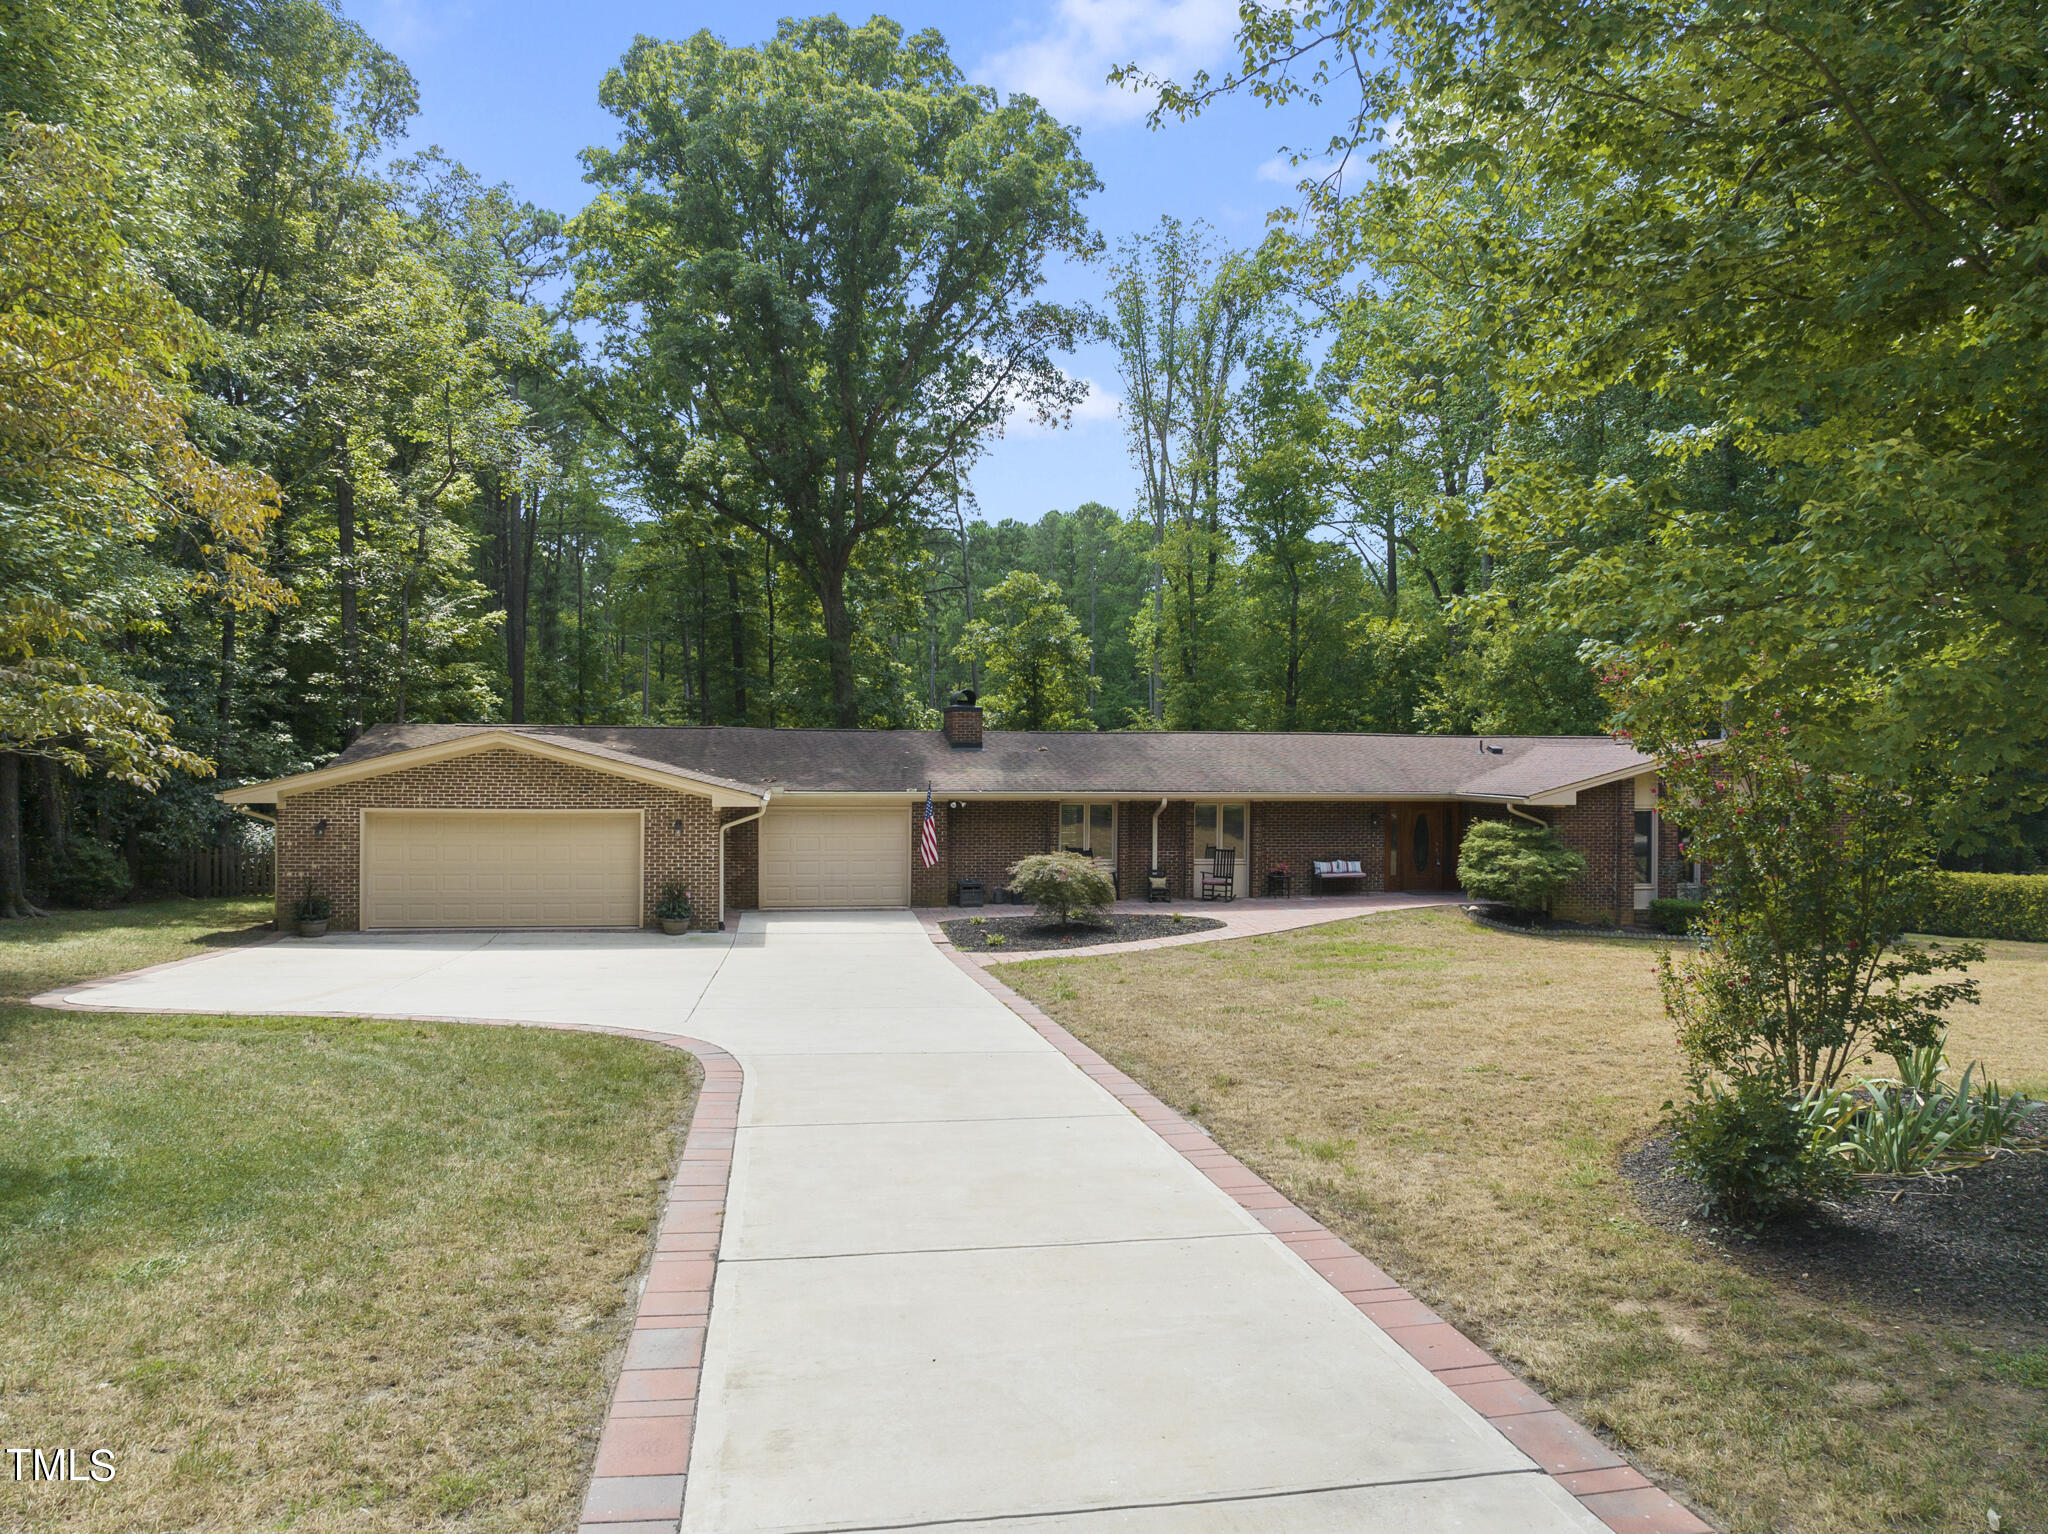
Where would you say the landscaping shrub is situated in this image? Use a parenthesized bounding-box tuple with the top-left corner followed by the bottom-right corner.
(1454, 818, 1586, 916)
(1646, 897, 1705, 935)
(40, 839, 133, 908)
(654, 882, 693, 921)
(1006, 851, 1115, 926)
(1918, 871, 2048, 942)
(1668, 1073, 1855, 1220)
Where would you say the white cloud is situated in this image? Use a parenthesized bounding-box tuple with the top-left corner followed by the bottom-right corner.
(1006, 376, 1123, 437)
(1256, 154, 1349, 186)
(977, 0, 1239, 127)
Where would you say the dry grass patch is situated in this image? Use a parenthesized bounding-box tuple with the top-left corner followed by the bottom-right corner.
(1005, 908, 2048, 1534)
(0, 901, 697, 1532)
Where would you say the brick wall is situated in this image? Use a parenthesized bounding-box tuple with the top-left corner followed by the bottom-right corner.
(1547, 780, 1634, 924)
(911, 800, 949, 907)
(1117, 800, 1188, 900)
(276, 747, 723, 931)
(721, 809, 760, 912)
(943, 800, 1059, 903)
(1249, 803, 1387, 895)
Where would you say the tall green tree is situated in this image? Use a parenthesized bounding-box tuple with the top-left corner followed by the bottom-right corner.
(1163, 0, 2048, 820)
(958, 572, 1095, 731)
(0, 119, 282, 913)
(574, 16, 1100, 726)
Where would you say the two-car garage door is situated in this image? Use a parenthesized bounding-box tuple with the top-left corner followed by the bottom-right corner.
(362, 810, 641, 929)
(758, 806, 908, 909)
(358, 803, 910, 927)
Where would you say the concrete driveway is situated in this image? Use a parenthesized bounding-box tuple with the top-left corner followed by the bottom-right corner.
(56, 912, 1610, 1534)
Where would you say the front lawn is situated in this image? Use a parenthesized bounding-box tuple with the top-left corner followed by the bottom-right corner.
(1004, 908, 2048, 1534)
(0, 900, 697, 1532)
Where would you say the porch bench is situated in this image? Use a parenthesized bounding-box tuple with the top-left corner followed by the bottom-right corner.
(1311, 859, 1370, 895)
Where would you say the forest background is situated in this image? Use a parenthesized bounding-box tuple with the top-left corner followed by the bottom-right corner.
(3, 0, 2042, 907)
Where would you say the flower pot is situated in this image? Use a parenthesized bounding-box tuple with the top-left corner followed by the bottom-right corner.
(658, 917, 690, 935)
(297, 918, 329, 938)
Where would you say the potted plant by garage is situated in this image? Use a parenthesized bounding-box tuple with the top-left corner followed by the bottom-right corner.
(655, 882, 693, 935)
(292, 881, 331, 938)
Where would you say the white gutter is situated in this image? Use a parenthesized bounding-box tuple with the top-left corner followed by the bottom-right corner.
(1150, 797, 1168, 874)
(1507, 801, 1548, 829)
(718, 792, 770, 931)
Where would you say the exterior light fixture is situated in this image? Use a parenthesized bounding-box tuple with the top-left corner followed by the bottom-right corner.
(313, 817, 329, 838)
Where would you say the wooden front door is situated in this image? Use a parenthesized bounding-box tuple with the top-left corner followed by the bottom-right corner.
(1386, 805, 1448, 892)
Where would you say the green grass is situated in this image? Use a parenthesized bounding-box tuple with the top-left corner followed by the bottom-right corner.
(0, 900, 698, 1532)
(1006, 908, 2048, 1534)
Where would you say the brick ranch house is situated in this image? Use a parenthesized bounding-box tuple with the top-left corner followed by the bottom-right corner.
(221, 700, 1689, 933)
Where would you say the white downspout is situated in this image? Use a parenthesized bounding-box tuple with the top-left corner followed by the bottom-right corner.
(1507, 801, 1547, 829)
(1151, 798, 1168, 883)
(719, 792, 770, 931)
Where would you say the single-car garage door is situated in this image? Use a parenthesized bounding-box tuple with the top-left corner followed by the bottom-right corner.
(758, 806, 908, 908)
(361, 810, 642, 929)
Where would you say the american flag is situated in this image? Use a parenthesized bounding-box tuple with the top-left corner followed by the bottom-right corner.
(919, 788, 939, 868)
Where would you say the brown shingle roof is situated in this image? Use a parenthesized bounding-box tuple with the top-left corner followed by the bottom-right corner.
(320, 723, 1651, 801)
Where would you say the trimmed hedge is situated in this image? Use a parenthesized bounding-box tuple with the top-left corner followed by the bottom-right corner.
(1917, 871, 2048, 943)
(1645, 897, 1705, 936)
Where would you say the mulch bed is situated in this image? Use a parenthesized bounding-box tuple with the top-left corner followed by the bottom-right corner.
(1623, 1121, 2048, 1339)
(1466, 905, 1686, 942)
(940, 911, 1226, 953)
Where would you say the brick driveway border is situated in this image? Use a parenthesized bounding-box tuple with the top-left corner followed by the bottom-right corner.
(929, 937, 1717, 1534)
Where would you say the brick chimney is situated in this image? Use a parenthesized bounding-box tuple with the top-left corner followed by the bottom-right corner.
(942, 692, 983, 748)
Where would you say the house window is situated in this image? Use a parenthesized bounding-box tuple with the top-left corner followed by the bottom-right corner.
(1060, 802, 1115, 864)
(1413, 814, 1431, 871)
(1633, 810, 1655, 886)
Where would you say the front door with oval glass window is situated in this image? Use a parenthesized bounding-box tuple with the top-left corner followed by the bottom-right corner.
(1386, 805, 1447, 892)
(1193, 802, 1248, 898)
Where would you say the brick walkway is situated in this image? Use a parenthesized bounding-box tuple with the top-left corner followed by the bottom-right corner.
(923, 889, 1470, 963)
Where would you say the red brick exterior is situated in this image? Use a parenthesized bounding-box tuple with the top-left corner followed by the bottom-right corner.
(939, 800, 1060, 904)
(1117, 799, 1187, 900)
(1545, 780, 1636, 924)
(941, 706, 984, 747)
(1249, 803, 1388, 898)
(721, 809, 761, 913)
(275, 747, 724, 932)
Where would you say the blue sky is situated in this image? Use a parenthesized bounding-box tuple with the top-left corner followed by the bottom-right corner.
(349, 0, 1349, 524)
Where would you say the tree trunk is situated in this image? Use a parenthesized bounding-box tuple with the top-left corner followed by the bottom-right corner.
(0, 752, 39, 918)
(763, 536, 777, 709)
(574, 536, 587, 726)
(818, 560, 861, 727)
(502, 484, 533, 723)
(36, 755, 68, 860)
(1385, 511, 1399, 613)
(335, 454, 362, 741)
(217, 608, 236, 758)
(720, 541, 748, 721)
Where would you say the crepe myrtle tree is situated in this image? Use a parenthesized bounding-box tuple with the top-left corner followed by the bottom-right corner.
(574, 16, 1100, 726)
(1650, 723, 1982, 1096)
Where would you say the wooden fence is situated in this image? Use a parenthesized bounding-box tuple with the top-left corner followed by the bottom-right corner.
(171, 848, 274, 898)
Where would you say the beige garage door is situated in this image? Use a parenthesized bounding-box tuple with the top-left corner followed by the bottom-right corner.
(361, 810, 642, 929)
(758, 806, 909, 908)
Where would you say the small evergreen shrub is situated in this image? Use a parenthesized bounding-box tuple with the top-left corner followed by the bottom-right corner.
(291, 881, 332, 922)
(1455, 819, 1586, 916)
(1646, 897, 1705, 935)
(1918, 871, 2048, 942)
(1668, 1074, 1854, 1221)
(1006, 851, 1115, 926)
(41, 840, 132, 909)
